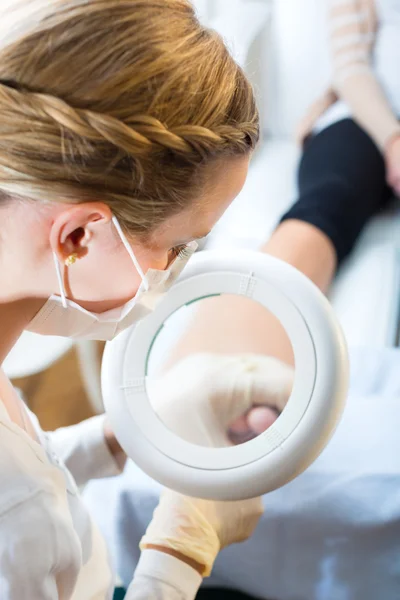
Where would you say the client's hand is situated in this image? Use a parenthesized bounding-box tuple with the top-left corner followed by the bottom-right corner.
(140, 353, 293, 577)
(150, 353, 294, 447)
(385, 134, 400, 196)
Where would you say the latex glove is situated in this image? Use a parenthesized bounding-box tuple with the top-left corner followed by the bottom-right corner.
(141, 353, 294, 576)
(149, 353, 294, 447)
(385, 133, 400, 196)
(140, 487, 263, 576)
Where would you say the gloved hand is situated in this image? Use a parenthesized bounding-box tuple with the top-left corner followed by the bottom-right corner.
(141, 353, 294, 576)
(148, 352, 294, 446)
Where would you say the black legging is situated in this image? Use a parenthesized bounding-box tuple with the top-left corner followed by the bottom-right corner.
(115, 587, 261, 599)
(196, 589, 261, 599)
(282, 118, 395, 265)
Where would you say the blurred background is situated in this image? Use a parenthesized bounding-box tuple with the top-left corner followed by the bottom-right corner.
(4, 337, 104, 429)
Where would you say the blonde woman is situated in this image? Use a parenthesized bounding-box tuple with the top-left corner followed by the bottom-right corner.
(0, 1, 283, 598)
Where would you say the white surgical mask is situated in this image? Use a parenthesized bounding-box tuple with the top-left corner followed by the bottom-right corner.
(27, 216, 197, 341)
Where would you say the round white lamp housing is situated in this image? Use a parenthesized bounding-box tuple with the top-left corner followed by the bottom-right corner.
(102, 250, 348, 501)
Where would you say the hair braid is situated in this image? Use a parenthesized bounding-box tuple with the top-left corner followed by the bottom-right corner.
(0, 0, 259, 234)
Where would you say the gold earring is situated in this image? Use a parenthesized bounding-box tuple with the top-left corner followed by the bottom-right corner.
(65, 253, 78, 267)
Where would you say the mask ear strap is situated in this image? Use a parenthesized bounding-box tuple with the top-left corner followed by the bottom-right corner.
(53, 253, 68, 308)
(112, 216, 149, 290)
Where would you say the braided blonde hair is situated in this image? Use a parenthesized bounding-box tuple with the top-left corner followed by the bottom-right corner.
(0, 0, 259, 234)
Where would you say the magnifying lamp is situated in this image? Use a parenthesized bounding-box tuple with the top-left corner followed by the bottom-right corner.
(102, 250, 348, 501)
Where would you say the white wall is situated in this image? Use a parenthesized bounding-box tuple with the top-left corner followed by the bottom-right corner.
(190, 0, 210, 21)
(191, 0, 332, 138)
(263, 0, 331, 138)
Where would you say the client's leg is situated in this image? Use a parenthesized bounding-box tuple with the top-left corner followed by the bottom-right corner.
(282, 118, 393, 265)
(164, 221, 333, 368)
(159, 119, 388, 437)
(165, 119, 390, 368)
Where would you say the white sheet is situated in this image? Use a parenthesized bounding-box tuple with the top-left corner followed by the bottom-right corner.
(84, 347, 400, 599)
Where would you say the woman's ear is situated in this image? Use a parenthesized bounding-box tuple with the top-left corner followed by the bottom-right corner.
(50, 203, 113, 263)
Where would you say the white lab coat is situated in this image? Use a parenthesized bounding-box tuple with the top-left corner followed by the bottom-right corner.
(0, 401, 201, 599)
